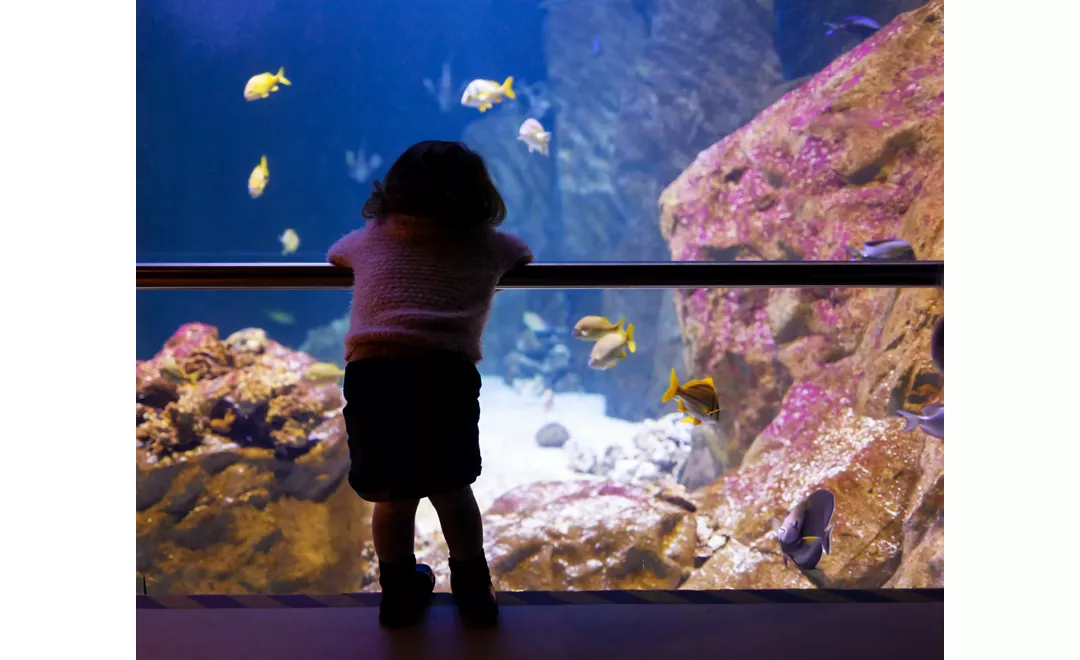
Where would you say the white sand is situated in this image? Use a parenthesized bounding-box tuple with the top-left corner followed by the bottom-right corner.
(414, 376, 641, 534)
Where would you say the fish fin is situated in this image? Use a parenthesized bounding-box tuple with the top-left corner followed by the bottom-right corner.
(276, 67, 291, 86)
(626, 323, 636, 353)
(270, 85, 279, 92)
(771, 518, 781, 533)
(895, 410, 920, 433)
(822, 523, 834, 554)
(662, 368, 679, 403)
(701, 377, 715, 388)
(502, 76, 516, 99)
(680, 417, 695, 424)
(260, 155, 268, 170)
(692, 418, 702, 426)
(922, 403, 944, 415)
(613, 317, 625, 331)
(369, 154, 383, 169)
(188, 372, 198, 384)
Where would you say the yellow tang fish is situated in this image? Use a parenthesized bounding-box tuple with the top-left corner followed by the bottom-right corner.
(249, 155, 269, 199)
(662, 369, 720, 426)
(572, 315, 624, 341)
(460, 76, 516, 112)
(279, 228, 299, 255)
(587, 323, 635, 370)
(304, 362, 346, 383)
(244, 66, 292, 101)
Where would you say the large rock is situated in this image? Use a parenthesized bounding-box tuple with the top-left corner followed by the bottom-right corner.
(543, 0, 786, 421)
(659, 0, 944, 463)
(660, 0, 945, 589)
(136, 323, 374, 594)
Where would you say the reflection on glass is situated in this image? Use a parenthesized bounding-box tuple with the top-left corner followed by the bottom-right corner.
(136, 284, 944, 594)
(137, 1, 942, 264)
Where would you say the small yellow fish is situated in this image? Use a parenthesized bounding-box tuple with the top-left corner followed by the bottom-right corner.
(460, 76, 516, 112)
(304, 362, 346, 382)
(280, 228, 299, 255)
(517, 118, 551, 156)
(662, 369, 720, 426)
(265, 309, 295, 325)
(249, 155, 269, 199)
(159, 357, 197, 385)
(587, 323, 636, 370)
(572, 315, 625, 341)
(244, 66, 292, 101)
(541, 388, 554, 415)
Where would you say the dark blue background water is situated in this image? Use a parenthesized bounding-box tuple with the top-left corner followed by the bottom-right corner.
(137, 0, 546, 357)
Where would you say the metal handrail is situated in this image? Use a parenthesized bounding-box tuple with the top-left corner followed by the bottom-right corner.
(136, 261, 943, 290)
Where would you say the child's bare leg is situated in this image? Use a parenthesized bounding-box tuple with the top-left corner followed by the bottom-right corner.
(428, 486, 484, 561)
(372, 499, 420, 563)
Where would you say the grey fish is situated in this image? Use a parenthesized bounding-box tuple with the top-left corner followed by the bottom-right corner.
(896, 403, 944, 439)
(422, 56, 454, 113)
(931, 318, 943, 373)
(774, 489, 836, 570)
(845, 238, 916, 260)
(345, 147, 383, 184)
(825, 16, 881, 36)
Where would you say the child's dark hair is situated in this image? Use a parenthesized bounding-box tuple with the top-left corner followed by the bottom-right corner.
(361, 140, 507, 228)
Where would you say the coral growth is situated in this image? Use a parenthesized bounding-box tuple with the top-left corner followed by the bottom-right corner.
(136, 323, 373, 594)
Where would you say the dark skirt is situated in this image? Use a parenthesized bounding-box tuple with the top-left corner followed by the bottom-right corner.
(342, 352, 482, 502)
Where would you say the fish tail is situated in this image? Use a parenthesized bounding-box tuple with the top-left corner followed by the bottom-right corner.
(895, 410, 920, 433)
(613, 317, 625, 331)
(662, 369, 680, 403)
(260, 154, 268, 170)
(626, 323, 636, 353)
(502, 76, 516, 99)
(276, 67, 292, 86)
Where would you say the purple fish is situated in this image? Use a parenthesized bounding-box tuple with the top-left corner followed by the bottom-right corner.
(896, 403, 944, 439)
(931, 318, 943, 373)
(825, 15, 881, 36)
(592, 35, 602, 56)
(844, 238, 916, 261)
(774, 489, 836, 570)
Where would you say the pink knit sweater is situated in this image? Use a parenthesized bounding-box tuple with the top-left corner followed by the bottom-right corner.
(327, 216, 534, 364)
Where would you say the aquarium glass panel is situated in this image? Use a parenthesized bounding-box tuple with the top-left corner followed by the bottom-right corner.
(136, 285, 944, 594)
(137, 0, 943, 265)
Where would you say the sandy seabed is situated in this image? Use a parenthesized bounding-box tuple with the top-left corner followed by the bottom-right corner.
(414, 375, 639, 534)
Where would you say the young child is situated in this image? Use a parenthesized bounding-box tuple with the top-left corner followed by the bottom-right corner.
(326, 140, 533, 628)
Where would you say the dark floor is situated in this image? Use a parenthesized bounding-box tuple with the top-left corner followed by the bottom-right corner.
(137, 600, 943, 660)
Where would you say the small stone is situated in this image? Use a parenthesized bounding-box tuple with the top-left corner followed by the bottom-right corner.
(535, 422, 571, 448)
(564, 439, 598, 474)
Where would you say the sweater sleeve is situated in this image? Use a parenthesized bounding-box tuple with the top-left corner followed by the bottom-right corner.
(496, 231, 534, 271)
(327, 229, 364, 267)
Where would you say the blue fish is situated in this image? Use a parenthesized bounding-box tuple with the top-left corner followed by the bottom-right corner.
(592, 35, 602, 56)
(824, 15, 881, 36)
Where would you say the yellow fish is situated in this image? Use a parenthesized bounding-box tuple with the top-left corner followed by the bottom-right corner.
(304, 362, 346, 382)
(159, 357, 197, 385)
(572, 315, 624, 341)
(587, 323, 635, 370)
(265, 309, 295, 325)
(249, 155, 269, 199)
(279, 228, 299, 255)
(244, 67, 292, 101)
(662, 369, 720, 426)
(460, 76, 516, 112)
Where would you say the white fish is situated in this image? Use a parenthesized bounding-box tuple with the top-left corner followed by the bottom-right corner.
(845, 238, 916, 260)
(896, 403, 944, 439)
(279, 228, 299, 255)
(346, 147, 383, 184)
(587, 324, 636, 370)
(423, 57, 454, 113)
(523, 311, 549, 333)
(518, 118, 552, 156)
(460, 76, 516, 112)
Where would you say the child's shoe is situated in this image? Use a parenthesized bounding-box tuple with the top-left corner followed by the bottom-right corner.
(378, 556, 435, 628)
(448, 555, 499, 627)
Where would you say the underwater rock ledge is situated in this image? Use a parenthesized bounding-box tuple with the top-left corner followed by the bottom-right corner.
(658, 0, 945, 588)
(136, 323, 373, 594)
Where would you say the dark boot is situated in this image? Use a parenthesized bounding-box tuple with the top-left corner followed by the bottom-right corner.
(448, 555, 499, 627)
(378, 557, 435, 628)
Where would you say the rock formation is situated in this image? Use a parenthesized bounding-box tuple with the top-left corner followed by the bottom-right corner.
(136, 323, 374, 593)
(659, 0, 944, 587)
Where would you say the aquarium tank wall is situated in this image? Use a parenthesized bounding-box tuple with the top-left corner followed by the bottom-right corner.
(136, 0, 944, 594)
